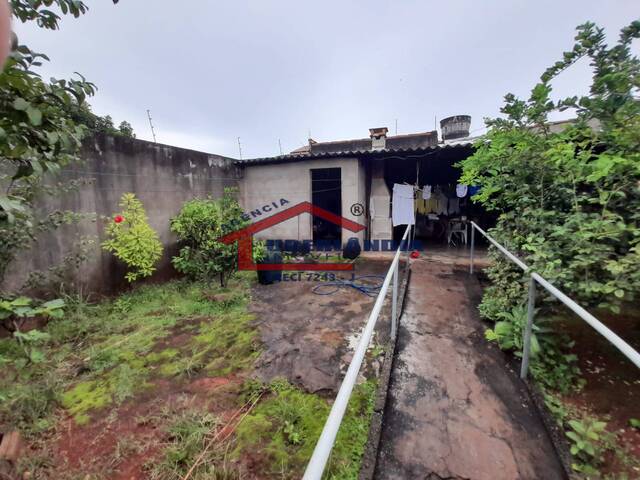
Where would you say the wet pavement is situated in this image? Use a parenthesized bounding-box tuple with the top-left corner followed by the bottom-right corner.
(374, 257, 565, 480)
(249, 259, 396, 394)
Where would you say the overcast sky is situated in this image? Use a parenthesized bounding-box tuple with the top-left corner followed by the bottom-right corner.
(13, 1, 639, 159)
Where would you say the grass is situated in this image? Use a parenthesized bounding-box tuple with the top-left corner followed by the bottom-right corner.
(145, 407, 241, 480)
(0, 272, 258, 433)
(234, 378, 377, 479)
(0, 270, 381, 479)
(145, 378, 377, 480)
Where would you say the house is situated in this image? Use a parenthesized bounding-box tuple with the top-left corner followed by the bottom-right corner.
(220, 201, 366, 270)
(236, 115, 487, 249)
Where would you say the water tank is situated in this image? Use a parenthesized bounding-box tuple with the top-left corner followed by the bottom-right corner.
(440, 115, 471, 141)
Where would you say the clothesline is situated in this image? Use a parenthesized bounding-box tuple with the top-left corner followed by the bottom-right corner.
(391, 182, 479, 227)
(393, 182, 474, 195)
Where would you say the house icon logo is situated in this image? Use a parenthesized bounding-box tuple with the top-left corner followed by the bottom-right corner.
(219, 201, 366, 271)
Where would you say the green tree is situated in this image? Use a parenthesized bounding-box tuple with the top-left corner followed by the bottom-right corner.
(118, 120, 135, 138)
(65, 103, 136, 138)
(460, 18, 640, 373)
(94, 114, 115, 133)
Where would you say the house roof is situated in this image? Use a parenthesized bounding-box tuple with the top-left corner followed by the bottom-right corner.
(299, 130, 438, 154)
(238, 131, 478, 166)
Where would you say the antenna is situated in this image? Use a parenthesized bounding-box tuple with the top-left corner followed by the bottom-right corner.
(237, 137, 243, 160)
(395, 119, 398, 135)
(278, 139, 283, 155)
(146, 109, 157, 143)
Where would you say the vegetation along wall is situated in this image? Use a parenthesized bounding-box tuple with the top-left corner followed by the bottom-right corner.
(1, 133, 240, 295)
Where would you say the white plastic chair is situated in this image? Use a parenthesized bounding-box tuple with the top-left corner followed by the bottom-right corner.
(447, 219, 468, 246)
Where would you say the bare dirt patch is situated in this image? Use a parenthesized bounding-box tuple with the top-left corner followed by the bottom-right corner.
(558, 310, 640, 477)
(250, 259, 393, 394)
(50, 374, 244, 480)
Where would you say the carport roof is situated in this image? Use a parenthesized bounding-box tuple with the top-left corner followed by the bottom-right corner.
(237, 137, 479, 166)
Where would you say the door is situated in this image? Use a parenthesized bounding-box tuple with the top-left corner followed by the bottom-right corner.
(311, 168, 342, 245)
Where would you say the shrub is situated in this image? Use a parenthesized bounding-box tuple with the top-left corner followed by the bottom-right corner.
(102, 193, 163, 282)
(171, 188, 248, 286)
(484, 306, 583, 392)
(566, 419, 608, 470)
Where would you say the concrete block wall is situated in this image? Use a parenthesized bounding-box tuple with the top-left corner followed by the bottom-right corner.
(1, 133, 240, 295)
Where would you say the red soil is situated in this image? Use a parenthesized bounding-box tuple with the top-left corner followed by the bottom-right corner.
(47, 375, 244, 480)
(560, 309, 640, 477)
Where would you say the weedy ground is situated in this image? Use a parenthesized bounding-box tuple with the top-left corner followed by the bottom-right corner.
(545, 309, 640, 479)
(0, 272, 378, 479)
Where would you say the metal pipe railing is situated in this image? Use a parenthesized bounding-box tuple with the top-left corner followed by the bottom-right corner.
(469, 221, 529, 272)
(469, 221, 640, 377)
(303, 225, 411, 480)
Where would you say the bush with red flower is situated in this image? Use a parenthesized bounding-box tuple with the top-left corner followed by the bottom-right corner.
(102, 193, 163, 282)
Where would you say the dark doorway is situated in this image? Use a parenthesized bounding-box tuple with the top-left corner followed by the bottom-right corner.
(311, 168, 342, 244)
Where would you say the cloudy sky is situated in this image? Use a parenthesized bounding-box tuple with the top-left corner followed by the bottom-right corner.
(13, 1, 639, 159)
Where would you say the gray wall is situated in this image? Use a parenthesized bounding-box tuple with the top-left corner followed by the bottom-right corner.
(2, 133, 240, 296)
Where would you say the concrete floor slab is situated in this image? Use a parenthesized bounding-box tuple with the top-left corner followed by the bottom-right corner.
(374, 258, 565, 480)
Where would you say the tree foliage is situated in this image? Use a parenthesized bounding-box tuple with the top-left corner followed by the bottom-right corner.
(0, 39, 95, 284)
(171, 189, 248, 286)
(0, 0, 123, 288)
(0, 45, 95, 221)
(1, 0, 127, 222)
(460, 21, 640, 322)
(7, 2, 134, 141)
(10, 0, 90, 30)
(65, 107, 136, 138)
(102, 193, 163, 282)
(117, 120, 135, 138)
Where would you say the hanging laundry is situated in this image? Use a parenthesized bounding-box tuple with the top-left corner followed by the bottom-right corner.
(468, 185, 481, 196)
(449, 197, 460, 215)
(392, 184, 415, 226)
(433, 189, 448, 215)
(422, 185, 432, 200)
(429, 190, 448, 215)
(456, 184, 468, 198)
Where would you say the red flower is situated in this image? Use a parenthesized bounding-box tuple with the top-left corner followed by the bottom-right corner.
(410, 250, 420, 259)
(114, 215, 124, 224)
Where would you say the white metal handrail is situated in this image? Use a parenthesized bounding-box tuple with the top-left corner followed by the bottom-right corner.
(303, 225, 411, 480)
(469, 221, 640, 378)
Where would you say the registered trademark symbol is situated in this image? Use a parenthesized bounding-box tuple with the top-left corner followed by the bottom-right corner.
(350, 203, 364, 216)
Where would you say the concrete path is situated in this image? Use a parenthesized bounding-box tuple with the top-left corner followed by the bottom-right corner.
(374, 257, 565, 480)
